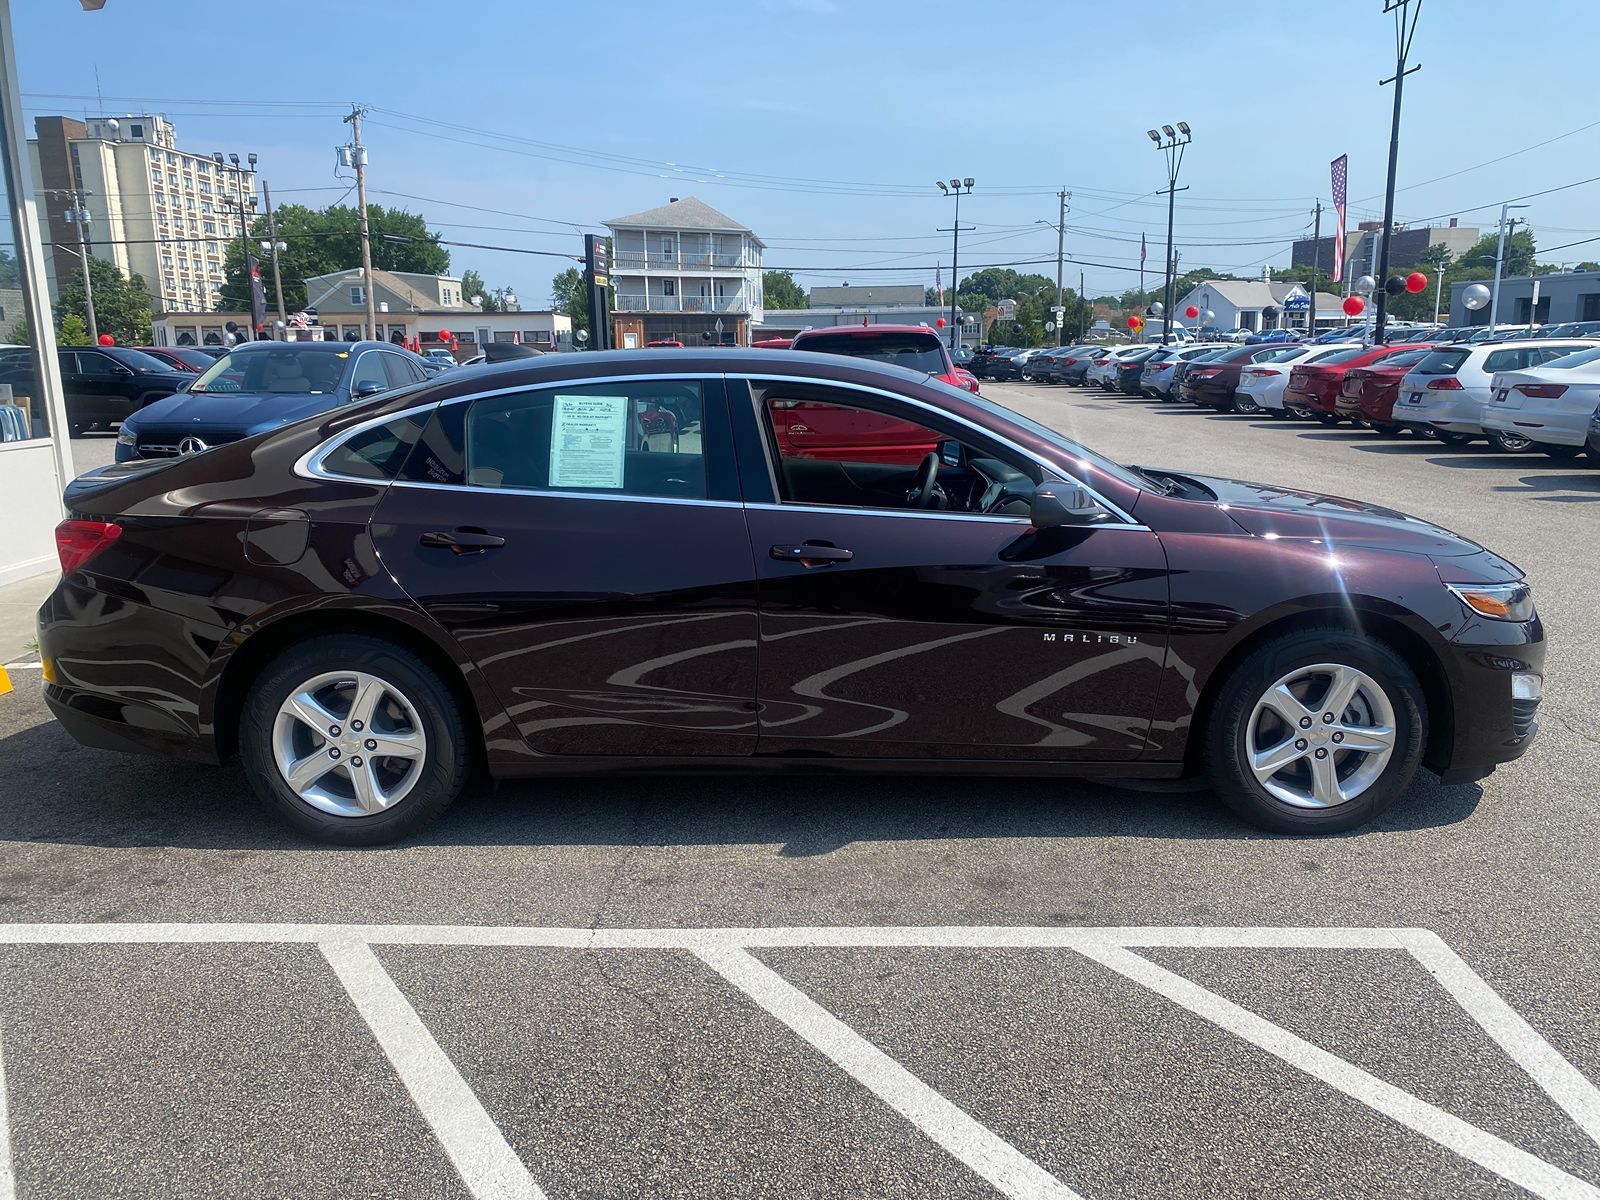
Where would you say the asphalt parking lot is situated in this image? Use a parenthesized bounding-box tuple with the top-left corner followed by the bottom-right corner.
(1, 384, 1597, 1199)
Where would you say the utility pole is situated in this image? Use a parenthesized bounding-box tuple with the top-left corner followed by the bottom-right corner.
(1372, 0, 1423, 346)
(1432, 260, 1446, 324)
(1148, 123, 1192, 345)
(1079, 270, 1086, 340)
(57, 191, 98, 341)
(344, 104, 377, 341)
(1054, 188, 1069, 345)
(1308, 200, 1322, 337)
(262, 180, 288, 336)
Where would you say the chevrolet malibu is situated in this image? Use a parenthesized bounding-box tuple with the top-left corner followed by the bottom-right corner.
(39, 349, 1543, 844)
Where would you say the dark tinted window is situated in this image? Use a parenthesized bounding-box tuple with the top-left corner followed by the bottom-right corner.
(1537, 345, 1600, 370)
(105, 347, 179, 373)
(462, 381, 706, 499)
(381, 353, 419, 388)
(793, 330, 949, 374)
(322, 413, 427, 481)
(1528, 342, 1598, 366)
(1373, 348, 1430, 369)
(1484, 348, 1532, 373)
(1413, 349, 1469, 375)
(74, 351, 123, 376)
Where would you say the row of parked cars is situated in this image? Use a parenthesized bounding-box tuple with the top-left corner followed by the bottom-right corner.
(1016, 334, 1600, 460)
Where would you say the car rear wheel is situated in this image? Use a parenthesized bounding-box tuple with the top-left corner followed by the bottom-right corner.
(238, 634, 471, 844)
(1490, 430, 1534, 453)
(1234, 394, 1261, 415)
(1433, 430, 1474, 446)
(1204, 628, 1425, 834)
(1316, 412, 1341, 425)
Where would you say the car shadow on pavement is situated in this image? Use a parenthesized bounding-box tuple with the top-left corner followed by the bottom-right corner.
(0, 713, 1485, 855)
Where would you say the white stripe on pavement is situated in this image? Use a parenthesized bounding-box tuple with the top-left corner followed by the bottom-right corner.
(320, 940, 545, 1200)
(696, 944, 1083, 1200)
(1075, 942, 1600, 1200)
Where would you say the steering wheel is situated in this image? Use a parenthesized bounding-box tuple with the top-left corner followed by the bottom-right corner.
(907, 451, 942, 509)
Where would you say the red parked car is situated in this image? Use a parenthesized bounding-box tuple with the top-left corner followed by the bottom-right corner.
(790, 325, 980, 394)
(751, 337, 793, 349)
(1179, 345, 1305, 412)
(136, 346, 217, 373)
(1285, 344, 1429, 424)
(1333, 348, 1434, 430)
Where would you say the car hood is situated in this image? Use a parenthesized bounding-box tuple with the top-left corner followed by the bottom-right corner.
(1173, 471, 1486, 557)
(128, 388, 346, 430)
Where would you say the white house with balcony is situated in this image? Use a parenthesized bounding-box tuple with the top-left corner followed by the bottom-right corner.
(603, 196, 764, 346)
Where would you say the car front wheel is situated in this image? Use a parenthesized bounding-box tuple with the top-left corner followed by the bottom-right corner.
(238, 634, 472, 844)
(1204, 628, 1426, 834)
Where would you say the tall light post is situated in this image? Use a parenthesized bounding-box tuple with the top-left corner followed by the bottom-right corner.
(1372, 0, 1423, 345)
(1431, 260, 1446, 325)
(214, 150, 259, 334)
(50, 190, 98, 341)
(936, 178, 974, 350)
(1488, 201, 1530, 328)
(1147, 123, 1191, 345)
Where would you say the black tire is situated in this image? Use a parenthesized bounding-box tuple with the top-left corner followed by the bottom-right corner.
(1234, 395, 1260, 415)
(1316, 412, 1341, 426)
(1203, 627, 1427, 834)
(1433, 430, 1474, 446)
(1490, 430, 1533, 453)
(238, 634, 472, 845)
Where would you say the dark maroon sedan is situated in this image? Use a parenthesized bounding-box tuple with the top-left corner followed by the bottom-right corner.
(38, 349, 1543, 843)
(1179, 345, 1306, 411)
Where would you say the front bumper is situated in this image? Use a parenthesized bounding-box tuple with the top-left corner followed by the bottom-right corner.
(1431, 603, 1545, 783)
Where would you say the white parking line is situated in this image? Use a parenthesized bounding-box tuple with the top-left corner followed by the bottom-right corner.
(0, 924, 1593, 1200)
(321, 940, 545, 1200)
(0, 1014, 13, 1200)
(698, 945, 1081, 1200)
(1077, 943, 1600, 1200)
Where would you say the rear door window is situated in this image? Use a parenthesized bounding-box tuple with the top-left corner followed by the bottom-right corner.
(462, 381, 706, 499)
(793, 331, 948, 374)
(1484, 349, 1531, 373)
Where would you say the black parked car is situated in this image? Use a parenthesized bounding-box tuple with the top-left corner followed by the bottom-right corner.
(0, 345, 194, 435)
(41, 348, 1542, 844)
(1113, 347, 1160, 395)
(969, 345, 1017, 379)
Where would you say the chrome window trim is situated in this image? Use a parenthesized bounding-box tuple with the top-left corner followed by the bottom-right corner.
(729, 372, 1145, 527)
(295, 369, 1151, 531)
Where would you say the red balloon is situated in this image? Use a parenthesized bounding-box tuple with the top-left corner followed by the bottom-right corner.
(97, 333, 114, 345)
(935, 317, 946, 328)
(437, 328, 452, 341)
(1343, 296, 1365, 316)
(1126, 315, 1140, 329)
(1405, 271, 1428, 294)
(1184, 305, 1199, 319)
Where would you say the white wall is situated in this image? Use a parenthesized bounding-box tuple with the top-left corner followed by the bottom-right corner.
(0, 440, 62, 585)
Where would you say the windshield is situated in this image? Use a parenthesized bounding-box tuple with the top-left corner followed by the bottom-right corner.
(1312, 346, 1374, 366)
(1414, 349, 1470, 375)
(795, 331, 949, 374)
(190, 346, 351, 394)
(1373, 348, 1431, 370)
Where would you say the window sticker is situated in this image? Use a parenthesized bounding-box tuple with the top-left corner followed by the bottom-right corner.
(549, 394, 628, 489)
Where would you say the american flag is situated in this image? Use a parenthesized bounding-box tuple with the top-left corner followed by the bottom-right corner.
(1140, 233, 1147, 262)
(1330, 155, 1349, 283)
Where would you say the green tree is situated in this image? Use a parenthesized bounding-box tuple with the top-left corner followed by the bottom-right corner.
(460, 269, 503, 311)
(1417, 242, 1454, 268)
(219, 203, 451, 313)
(6, 315, 27, 344)
(56, 313, 89, 345)
(55, 258, 153, 345)
(550, 267, 590, 343)
(763, 269, 807, 309)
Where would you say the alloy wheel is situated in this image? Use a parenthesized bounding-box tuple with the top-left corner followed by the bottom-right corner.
(1245, 663, 1397, 809)
(271, 669, 427, 817)
(1492, 430, 1533, 453)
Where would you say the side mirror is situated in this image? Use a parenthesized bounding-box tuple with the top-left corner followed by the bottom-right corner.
(353, 379, 387, 399)
(1030, 479, 1104, 529)
(174, 379, 192, 392)
(112, 365, 134, 377)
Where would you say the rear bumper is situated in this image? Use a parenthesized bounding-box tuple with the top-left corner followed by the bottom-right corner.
(37, 579, 223, 763)
(1393, 391, 1485, 433)
(1479, 403, 1587, 445)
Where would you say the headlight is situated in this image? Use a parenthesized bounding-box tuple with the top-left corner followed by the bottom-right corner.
(1448, 581, 1535, 622)
(115, 430, 137, 446)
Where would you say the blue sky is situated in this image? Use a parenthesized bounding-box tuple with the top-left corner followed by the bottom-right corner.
(14, 0, 1600, 305)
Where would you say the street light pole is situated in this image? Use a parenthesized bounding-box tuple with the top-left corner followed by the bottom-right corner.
(1488, 202, 1529, 328)
(936, 178, 974, 351)
(1432, 260, 1446, 325)
(62, 193, 97, 341)
(1372, 0, 1423, 346)
(1147, 123, 1192, 346)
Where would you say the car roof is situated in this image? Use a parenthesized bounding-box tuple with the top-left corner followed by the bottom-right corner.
(792, 323, 943, 338)
(226, 339, 393, 352)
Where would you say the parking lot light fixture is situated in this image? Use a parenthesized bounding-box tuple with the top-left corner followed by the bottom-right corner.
(1146, 129, 1161, 143)
(936, 178, 975, 352)
(1150, 123, 1192, 346)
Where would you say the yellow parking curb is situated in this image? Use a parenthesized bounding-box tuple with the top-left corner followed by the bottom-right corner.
(0, 665, 11, 697)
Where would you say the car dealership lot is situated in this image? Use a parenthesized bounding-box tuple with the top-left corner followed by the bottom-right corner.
(2, 380, 1598, 1199)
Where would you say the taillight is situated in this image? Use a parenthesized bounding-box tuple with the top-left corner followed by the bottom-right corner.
(1516, 383, 1568, 399)
(55, 519, 122, 574)
(1246, 368, 1281, 378)
(1426, 377, 1464, 390)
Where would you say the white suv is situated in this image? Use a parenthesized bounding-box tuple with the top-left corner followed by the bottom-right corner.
(1481, 344, 1600, 457)
(1391, 339, 1600, 449)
